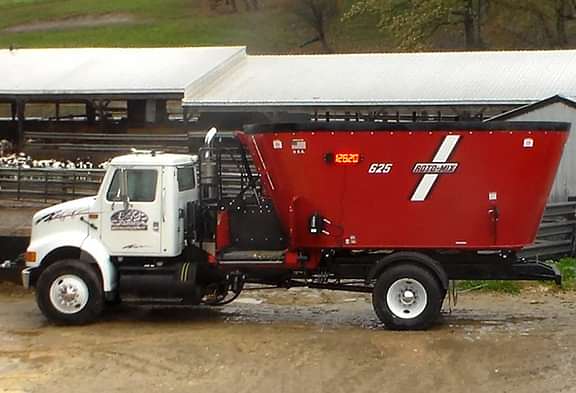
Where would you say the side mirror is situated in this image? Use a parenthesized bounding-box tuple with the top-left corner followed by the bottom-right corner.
(120, 168, 130, 210)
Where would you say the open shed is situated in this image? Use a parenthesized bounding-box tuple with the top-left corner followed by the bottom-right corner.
(0, 46, 244, 153)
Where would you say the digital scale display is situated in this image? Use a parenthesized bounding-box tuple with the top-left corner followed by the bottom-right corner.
(334, 153, 360, 164)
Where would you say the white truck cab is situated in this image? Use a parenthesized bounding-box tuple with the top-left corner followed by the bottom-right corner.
(22, 151, 200, 324)
(98, 152, 198, 257)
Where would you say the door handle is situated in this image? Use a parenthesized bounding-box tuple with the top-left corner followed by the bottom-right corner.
(153, 221, 159, 231)
(488, 206, 499, 244)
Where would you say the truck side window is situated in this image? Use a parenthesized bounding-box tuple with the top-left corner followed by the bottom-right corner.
(177, 166, 195, 191)
(106, 170, 122, 201)
(106, 169, 158, 202)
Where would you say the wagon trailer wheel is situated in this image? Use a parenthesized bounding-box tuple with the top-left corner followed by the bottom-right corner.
(372, 263, 443, 330)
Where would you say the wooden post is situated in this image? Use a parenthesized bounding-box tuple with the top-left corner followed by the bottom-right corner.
(183, 106, 189, 123)
(16, 100, 25, 151)
(86, 101, 96, 124)
(127, 100, 147, 125)
(156, 100, 168, 122)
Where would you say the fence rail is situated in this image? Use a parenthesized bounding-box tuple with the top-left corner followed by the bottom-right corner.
(24, 131, 236, 154)
(25, 131, 192, 153)
(0, 167, 105, 203)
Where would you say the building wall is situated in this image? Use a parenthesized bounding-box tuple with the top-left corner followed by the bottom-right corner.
(503, 102, 576, 202)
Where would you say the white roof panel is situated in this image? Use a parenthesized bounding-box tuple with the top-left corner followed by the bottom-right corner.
(0, 46, 245, 96)
(110, 152, 197, 166)
(183, 50, 576, 108)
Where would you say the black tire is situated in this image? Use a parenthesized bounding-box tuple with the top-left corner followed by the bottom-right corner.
(36, 259, 104, 325)
(372, 263, 443, 330)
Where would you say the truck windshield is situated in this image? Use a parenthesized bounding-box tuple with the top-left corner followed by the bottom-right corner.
(106, 169, 158, 202)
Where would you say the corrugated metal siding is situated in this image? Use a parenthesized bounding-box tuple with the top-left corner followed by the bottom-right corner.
(0, 47, 245, 96)
(500, 102, 576, 202)
(183, 50, 576, 108)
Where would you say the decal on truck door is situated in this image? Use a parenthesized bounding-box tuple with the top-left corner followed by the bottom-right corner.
(110, 209, 149, 231)
(410, 135, 461, 202)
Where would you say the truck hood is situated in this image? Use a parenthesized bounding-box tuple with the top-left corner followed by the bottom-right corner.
(33, 196, 96, 226)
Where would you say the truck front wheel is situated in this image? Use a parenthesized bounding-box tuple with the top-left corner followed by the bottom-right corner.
(36, 260, 104, 325)
(372, 264, 443, 330)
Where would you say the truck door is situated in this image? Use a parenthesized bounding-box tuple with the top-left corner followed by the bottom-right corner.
(100, 167, 163, 255)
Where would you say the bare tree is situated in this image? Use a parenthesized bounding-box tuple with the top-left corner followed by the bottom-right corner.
(243, 0, 259, 11)
(207, 0, 259, 13)
(459, 0, 489, 49)
(554, 0, 576, 46)
(293, 0, 340, 53)
(498, 0, 576, 48)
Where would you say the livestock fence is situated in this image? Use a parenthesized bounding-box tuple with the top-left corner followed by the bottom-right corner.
(23, 130, 236, 155)
(519, 201, 576, 260)
(0, 166, 574, 260)
(0, 167, 105, 203)
(25, 131, 193, 154)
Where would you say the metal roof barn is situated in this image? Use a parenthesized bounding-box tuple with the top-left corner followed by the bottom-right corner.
(0, 47, 245, 99)
(490, 95, 576, 202)
(183, 50, 576, 110)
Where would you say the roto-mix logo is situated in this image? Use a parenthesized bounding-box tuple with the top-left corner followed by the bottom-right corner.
(411, 135, 461, 202)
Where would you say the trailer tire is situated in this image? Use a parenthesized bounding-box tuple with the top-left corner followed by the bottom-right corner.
(36, 259, 104, 325)
(372, 264, 442, 330)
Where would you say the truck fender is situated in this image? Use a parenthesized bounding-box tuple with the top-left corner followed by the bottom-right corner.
(368, 251, 449, 290)
(80, 237, 116, 293)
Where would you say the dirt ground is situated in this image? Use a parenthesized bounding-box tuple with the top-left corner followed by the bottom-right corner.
(0, 283, 575, 393)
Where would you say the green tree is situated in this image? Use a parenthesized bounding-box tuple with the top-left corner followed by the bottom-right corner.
(346, 0, 489, 50)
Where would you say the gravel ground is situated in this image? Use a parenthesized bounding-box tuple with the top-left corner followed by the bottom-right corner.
(0, 283, 575, 393)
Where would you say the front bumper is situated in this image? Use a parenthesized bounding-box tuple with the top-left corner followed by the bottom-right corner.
(0, 259, 27, 285)
(21, 267, 32, 289)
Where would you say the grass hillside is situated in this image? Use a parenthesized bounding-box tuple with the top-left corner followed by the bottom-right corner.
(0, 0, 386, 54)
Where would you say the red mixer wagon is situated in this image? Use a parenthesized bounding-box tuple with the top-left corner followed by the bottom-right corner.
(236, 122, 568, 251)
(207, 121, 569, 328)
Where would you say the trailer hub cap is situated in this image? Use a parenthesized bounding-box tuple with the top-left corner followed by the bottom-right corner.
(49, 275, 89, 314)
(386, 278, 428, 319)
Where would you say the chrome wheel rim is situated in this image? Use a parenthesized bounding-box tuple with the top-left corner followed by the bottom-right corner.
(386, 278, 428, 319)
(49, 274, 89, 314)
